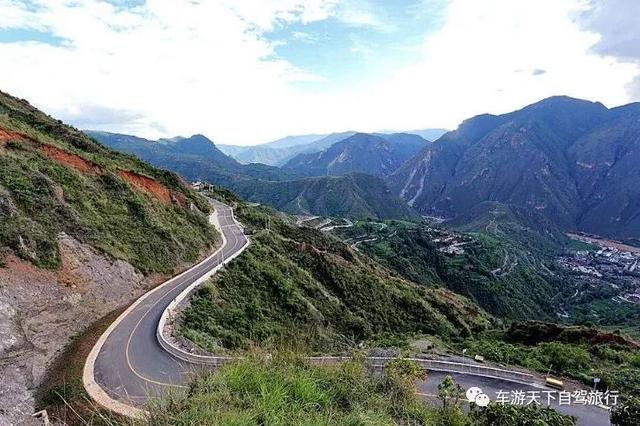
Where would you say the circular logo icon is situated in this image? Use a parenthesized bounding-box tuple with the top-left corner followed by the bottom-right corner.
(475, 393, 490, 407)
(466, 387, 483, 402)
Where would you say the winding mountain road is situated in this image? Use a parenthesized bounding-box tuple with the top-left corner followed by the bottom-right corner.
(83, 198, 610, 425)
(84, 198, 248, 415)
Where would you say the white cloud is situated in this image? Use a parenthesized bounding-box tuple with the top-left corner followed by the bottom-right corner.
(0, 0, 638, 145)
(291, 31, 318, 43)
(227, 0, 337, 32)
(0, 0, 333, 143)
(574, 0, 640, 100)
(308, 0, 640, 133)
(334, 0, 395, 32)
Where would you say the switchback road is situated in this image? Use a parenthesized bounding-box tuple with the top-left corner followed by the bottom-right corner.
(83, 199, 610, 425)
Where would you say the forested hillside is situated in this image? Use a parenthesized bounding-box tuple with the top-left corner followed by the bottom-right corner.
(231, 173, 417, 220)
(180, 189, 490, 352)
(331, 218, 566, 320)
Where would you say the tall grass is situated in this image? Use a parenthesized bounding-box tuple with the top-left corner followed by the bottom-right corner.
(145, 351, 438, 426)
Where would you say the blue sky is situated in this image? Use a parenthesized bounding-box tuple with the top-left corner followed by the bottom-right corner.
(264, 0, 448, 91)
(0, 0, 639, 145)
(0, 28, 65, 44)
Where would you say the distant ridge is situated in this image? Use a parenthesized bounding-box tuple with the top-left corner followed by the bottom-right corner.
(389, 96, 640, 241)
(219, 132, 356, 166)
(217, 129, 442, 166)
(283, 132, 427, 177)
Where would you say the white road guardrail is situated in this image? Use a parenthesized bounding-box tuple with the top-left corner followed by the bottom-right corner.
(157, 204, 249, 365)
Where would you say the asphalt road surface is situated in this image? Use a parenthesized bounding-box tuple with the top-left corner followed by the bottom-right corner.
(419, 371, 611, 426)
(93, 198, 247, 406)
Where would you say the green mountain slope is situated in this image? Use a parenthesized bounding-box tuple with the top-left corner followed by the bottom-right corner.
(180, 190, 490, 351)
(330, 217, 566, 320)
(0, 91, 217, 273)
(390, 96, 640, 242)
(231, 173, 418, 220)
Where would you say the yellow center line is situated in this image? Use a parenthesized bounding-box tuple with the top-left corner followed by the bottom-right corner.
(125, 295, 189, 388)
(123, 218, 239, 389)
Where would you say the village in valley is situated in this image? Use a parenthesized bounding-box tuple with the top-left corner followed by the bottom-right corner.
(560, 234, 640, 306)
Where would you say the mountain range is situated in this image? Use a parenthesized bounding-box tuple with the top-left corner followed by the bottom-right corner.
(218, 132, 356, 166)
(90, 96, 640, 243)
(217, 129, 442, 167)
(88, 131, 414, 219)
(389, 96, 640, 242)
(85, 131, 300, 186)
(283, 132, 427, 177)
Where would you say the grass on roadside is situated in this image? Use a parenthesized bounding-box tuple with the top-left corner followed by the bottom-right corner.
(146, 351, 437, 425)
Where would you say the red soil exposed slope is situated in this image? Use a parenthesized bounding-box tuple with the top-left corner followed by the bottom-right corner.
(1, 127, 179, 204)
(119, 170, 172, 203)
(42, 145, 100, 174)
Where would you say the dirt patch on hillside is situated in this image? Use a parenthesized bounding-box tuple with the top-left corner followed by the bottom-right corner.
(171, 190, 189, 208)
(0, 128, 28, 145)
(297, 242, 326, 255)
(506, 321, 640, 350)
(119, 170, 172, 203)
(42, 145, 100, 174)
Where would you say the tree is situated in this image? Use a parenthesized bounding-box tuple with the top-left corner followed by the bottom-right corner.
(437, 375, 464, 410)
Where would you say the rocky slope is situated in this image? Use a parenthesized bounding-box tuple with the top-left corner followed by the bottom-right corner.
(389, 96, 640, 242)
(0, 90, 219, 423)
(0, 237, 165, 424)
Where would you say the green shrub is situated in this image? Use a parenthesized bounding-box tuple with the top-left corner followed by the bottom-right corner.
(611, 396, 640, 426)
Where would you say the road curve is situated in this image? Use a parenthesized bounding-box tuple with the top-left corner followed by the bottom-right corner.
(84, 198, 248, 414)
(84, 198, 610, 425)
(420, 372, 610, 426)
